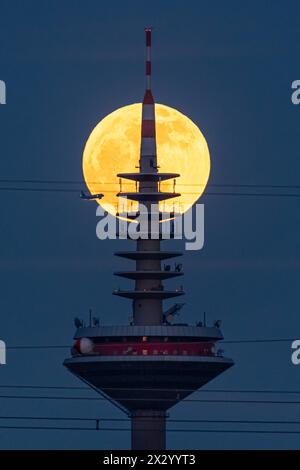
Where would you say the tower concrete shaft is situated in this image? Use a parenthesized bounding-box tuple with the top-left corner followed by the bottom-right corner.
(131, 410, 166, 450)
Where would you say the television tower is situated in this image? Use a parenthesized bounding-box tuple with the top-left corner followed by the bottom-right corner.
(64, 28, 233, 450)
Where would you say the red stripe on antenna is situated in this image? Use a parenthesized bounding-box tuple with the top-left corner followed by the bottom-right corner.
(143, 90, 154, 104)
(141, 120, 156, 138)
(145, 27, 152, 46)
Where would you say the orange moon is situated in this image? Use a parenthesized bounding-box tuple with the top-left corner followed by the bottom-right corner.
(83, 103, 210, 216)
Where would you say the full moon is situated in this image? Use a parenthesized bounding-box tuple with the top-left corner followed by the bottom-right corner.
(83, 103, 210, 216)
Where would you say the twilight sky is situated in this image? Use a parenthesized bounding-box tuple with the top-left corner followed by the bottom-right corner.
(0, 0, 300, 449)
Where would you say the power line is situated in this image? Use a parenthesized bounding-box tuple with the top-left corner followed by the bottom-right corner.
(0, 186, 300, 198)
(2, 412, 300, 433)
(0, 425, 299, 434)
(0, 179, 86, 184)
(0, 394, 300, 404)
(0, 187, 78, 193)
(1, 416, 300, 425)
(2, 385, 300, 395)
(1, 384, 300, 395)
(209, 184, 300, 190)
(0, 415, 96, 422)
(0, 425, 99, 431)
(0, 385, 88, 390)
(1, 178, 300, 190)
(205, 192, 300, 198)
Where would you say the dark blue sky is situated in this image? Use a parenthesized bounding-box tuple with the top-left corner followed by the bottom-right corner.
(0, 0, 300, 449)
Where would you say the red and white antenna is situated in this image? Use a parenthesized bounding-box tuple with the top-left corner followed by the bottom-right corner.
(143, 26, 154, 105)
(145, 26, 152, 91)
(141, 27, 157, 172)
